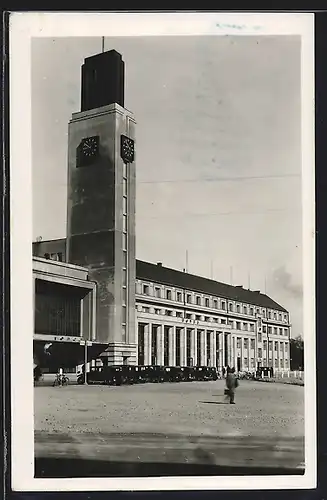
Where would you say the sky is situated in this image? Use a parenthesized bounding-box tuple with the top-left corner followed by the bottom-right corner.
(32, 35, 303, 337)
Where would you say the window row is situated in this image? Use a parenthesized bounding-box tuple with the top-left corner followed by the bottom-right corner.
(263, 325, 289, 336)
(140, 283, 254, 315)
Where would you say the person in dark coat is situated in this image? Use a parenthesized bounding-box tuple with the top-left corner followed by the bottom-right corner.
(225, 367, 239, 404)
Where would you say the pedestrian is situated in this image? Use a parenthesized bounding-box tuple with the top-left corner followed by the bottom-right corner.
(225, 367, 239, 404)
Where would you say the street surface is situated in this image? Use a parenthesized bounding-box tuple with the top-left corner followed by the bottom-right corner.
(34, 380, 305, 477)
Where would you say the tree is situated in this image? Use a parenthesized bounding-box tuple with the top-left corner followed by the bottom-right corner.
(290, 335, 304, 370)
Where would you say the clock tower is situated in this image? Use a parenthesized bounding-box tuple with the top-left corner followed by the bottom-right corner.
(66, 49, 136, 365)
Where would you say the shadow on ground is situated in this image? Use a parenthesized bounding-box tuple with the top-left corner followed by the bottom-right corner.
(34, 431, 305, 478)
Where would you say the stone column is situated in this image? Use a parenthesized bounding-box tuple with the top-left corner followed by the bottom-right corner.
(219, 331, 226, 369)
(158, 323, 164, 366)
(227, 334, 232, 367)
(169, 326, 176, 366)
(211, 331, 216, 367)
(191, 329, 196, 366)
(203, 330, 207, 366)
(144, 323, 151, 365)
(180, 328, 186, 366)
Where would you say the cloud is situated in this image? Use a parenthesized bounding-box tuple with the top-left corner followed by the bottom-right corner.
(272, 266, 302, 299)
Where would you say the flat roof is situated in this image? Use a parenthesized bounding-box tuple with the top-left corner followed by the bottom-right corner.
(32, 256, 89, 273)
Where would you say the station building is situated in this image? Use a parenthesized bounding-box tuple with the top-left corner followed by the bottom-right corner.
(32, 48, 291, 373)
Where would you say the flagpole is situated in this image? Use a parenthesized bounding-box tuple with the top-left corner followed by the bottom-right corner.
(101, 36, 105, 53)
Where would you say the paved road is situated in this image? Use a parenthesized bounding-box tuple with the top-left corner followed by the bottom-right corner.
(34, 380, 305, 477)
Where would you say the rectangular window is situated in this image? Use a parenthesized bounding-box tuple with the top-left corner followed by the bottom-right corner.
(177, 291, 183, 302)
(250, 307, 254, 315)
(263, 326, 267, 333)
(251, 358, 255, 368)
(243, 357, 248, 367)
(154, 287, 161, 298)
(166, 289, 172, 300)
(284, 328, 288, 336)
(166, 310, 173, 317)
(274, 342, 278, 351)
(221, 301, 226, 310)
(229, 302, 233, 312)
(244, 338, 248, 349)
(143, 284, 149, 295)
(275, 359, 279, 367)
(187, 294, 192, 304)
(268, 326, 272, 334)
(123, 178, 127, 196)
(221, 319, 226, 324)
(285, 344, 288, 353)
(176, 329, 181, 366)
(273, 327, 277, 334)
(122, 232, 127, 250)
(269, 341, 273, 351)
(237, 337, 241, 348)
(250, 324, 254, 332)
(263, 340, 267, 350)
(196, 296, 201, 306)
(280, 342, 283, 351)
(143, 307, 150, 313)
(251, 339, 255, 349)
(280, 359, 284, 368)
(205, 298, 210, 307)
(258, 348, 262, 358)
(123, 196, 127, 214)
(123, 250, 127, 268)
(34, 280, 81, 337)
(185, 313, 191, 319)
(243, 305, 248, 314)
(213, 299, 218, 309)
(279, 328, 283, 335)
(228, 320, 233, 327)
(176, 311, 183, 318)
(236, 322, 241, 330)
(243, 322, 248, 331)
(236, 304, 240, 313)
(196, 315, 201, 321)
(122, 306, 127, 324)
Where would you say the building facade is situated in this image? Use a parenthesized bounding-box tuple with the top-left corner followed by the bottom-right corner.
(32, 48, 291, 373)
(32, 242, 291, 372)
(135, 261, 291, 372)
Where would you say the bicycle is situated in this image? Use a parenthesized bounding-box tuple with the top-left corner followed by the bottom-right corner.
(53, 373, 70, 387)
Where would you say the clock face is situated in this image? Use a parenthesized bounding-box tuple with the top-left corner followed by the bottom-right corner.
(120, 135, 135, 164)
(81, 136, 99, 157)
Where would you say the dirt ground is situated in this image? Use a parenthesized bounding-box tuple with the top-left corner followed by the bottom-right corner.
(34, 379, 305, 477)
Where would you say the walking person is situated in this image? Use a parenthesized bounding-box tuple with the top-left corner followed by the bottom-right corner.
(225, 367, 239, 404)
